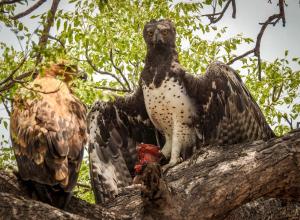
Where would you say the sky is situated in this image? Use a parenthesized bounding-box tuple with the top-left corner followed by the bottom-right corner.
(0, 0, 300, 143)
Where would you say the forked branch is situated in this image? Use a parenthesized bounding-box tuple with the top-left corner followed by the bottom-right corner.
(227, 0, 286, 80)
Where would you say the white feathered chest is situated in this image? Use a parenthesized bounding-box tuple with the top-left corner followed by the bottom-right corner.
(142, 76, 197, 141)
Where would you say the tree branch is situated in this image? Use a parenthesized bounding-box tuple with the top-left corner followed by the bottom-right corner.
(84, 43, 130, 92)
(0, 0, 22, 6)
(283, 115, 293, 130)
(10, 0, 47, 20)
(0, 70, 33, 93)
(0, 57, 26, 86)
(227, 0, 286, 80)
(109, 49, 132, 92)
(47, 34, 65, 50)
(33, 0, 61, 78)
(0, 95, 10, 115)
(93, 85, 131, 93)
(1, 130, 300, 219)
(202, 0, 236, 24)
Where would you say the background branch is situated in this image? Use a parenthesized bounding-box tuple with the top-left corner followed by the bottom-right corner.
(10, 0, 47, 20)
(84, 43, 130, 92)
(202, 0, 236, 24)
(0, 0, 23, 6)
(0, 96, 10, 115)
(0, 71, 33, 93)
(109, 49, 132, 91)
(33, 0, 61, 78)
(227, 0, 286, 80)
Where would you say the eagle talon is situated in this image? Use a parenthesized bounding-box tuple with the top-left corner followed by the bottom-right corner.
(161, 157, 183, 173)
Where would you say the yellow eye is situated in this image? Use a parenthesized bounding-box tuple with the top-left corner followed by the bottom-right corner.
(148, 30, 154, 37)
(162, 29, 168, 36)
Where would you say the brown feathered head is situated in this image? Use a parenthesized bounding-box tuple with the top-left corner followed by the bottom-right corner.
(143, 19, 176, 49)
(41, 61, 87, 82)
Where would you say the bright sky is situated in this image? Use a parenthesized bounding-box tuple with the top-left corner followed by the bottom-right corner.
(0, 0, 299, 142)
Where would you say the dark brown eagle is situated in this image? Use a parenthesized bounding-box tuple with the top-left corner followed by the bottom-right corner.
(10, 62, 87, 208)
(88, 19, 275, 204)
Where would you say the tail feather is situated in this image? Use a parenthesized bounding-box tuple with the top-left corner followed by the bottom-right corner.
(25, 180, 72, 209)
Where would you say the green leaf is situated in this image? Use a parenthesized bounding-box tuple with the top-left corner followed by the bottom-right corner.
(3, 121, 8, 130)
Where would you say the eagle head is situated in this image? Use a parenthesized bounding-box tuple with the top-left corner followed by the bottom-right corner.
(42, 61, 87, 82)
(143, 19, 176, 49)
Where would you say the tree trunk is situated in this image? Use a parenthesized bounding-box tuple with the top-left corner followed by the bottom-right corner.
(0, 129, 300, 219)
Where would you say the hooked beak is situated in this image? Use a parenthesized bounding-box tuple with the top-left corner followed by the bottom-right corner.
(153, 30, 164, 46)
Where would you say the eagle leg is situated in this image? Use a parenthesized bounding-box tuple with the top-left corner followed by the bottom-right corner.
(160, 135, 172, 160)
(161, 134, 184, 172)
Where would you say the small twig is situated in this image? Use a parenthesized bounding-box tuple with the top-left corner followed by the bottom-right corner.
(0, 95, 11, 115)
(271, 82, 284, 102)
(0, 70, 33, 93)
(10, 0, 47, 20)
(227, 49, 254, 65)
(93, 85, 130, 93)
(84, 42, 129, 91)
(202, 0, 235, 24)
(47, 34, 66, 53)
(0, 58, 27, 86)
(283, 115, 293, 130)
(48, 35, 65, 48)
(227, 0, 286, 81)
(109, 49, 131, 91)
(18, 80, 62, 94)
(231, 0, 236, 18)
(76, 183, 91, 189)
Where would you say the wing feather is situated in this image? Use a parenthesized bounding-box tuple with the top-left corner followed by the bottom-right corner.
(189, 61, 275, 146)
(10, 77, 87, 191)
(88, 87, 159, 204)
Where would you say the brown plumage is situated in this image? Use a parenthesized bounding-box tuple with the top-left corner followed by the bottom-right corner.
(88, 19, 275, 204)
(10, 62, 87, 208)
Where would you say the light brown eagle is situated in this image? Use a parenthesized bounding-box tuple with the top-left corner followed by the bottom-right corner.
(10, 62, 87, 208)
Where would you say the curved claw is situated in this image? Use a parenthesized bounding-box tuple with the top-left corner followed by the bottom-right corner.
(161, 157, 183, 173)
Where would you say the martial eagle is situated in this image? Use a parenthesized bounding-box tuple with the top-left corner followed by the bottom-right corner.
(88, 19, 275, 204)
(10, 62, 87, 208)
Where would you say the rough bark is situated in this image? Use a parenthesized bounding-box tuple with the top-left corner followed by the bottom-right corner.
(0, 129, 300, 219)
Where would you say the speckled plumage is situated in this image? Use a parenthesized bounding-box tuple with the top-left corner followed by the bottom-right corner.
(88, 19, 274, 204)
(10, 62, 87, 208)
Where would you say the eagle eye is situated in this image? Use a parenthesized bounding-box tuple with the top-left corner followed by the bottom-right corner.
(147, 30, 154, 37)
(162, 29, 168, 36)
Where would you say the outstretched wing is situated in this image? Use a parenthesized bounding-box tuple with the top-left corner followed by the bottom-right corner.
(88, 87, 160, 204)
(184, 61, 275, 149)
(10, 77, 87, 192)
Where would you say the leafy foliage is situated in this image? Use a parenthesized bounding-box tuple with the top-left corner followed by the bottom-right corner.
(0, 0, 299, 201)
(73, 155, 95, 203)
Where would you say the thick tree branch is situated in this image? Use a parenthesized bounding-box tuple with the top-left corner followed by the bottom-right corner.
(1, 130, 300, 219)
(10, 0, 47, 20)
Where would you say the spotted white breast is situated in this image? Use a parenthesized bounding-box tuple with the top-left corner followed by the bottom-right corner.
(142, 76, 197, 162)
